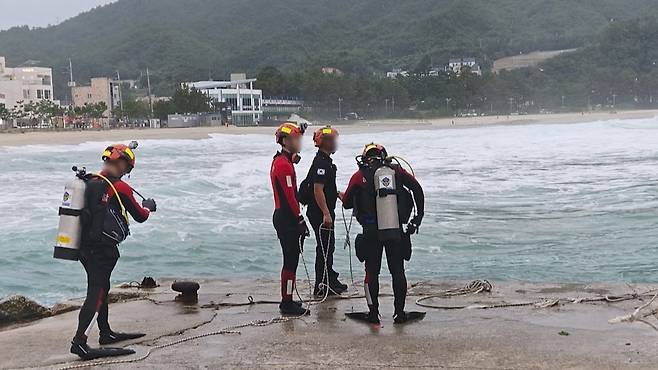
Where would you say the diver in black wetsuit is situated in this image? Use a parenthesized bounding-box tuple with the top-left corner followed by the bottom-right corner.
(70, 144, 157, 360)
(305, 126, 347, 296)
(342, 143, 424, 324)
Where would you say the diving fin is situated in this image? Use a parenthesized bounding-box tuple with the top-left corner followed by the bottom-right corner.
(99, 331, 146, 345)
(345, 311, 380, 325)
(393, 311, 426, 324)
(70, 342, 136, 361)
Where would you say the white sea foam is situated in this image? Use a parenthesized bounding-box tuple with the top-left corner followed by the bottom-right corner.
(1, 118, 658, 304)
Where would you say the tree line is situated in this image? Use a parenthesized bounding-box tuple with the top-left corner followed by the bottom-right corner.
(253, 17, 658, 119)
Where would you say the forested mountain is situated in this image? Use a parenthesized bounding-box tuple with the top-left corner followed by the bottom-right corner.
(0, 0, 655, 97)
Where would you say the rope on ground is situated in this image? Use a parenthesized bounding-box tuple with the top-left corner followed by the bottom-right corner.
(415, 280, 658, 312)
(415, 279, 493, 308)
(57, 315, 300, 370)
(609, 292, 658, 332)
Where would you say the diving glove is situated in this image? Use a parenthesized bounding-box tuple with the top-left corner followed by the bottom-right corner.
(408, 214, 423, 234)
(298, 216, 310, 237)
(142, 198, 157, 212)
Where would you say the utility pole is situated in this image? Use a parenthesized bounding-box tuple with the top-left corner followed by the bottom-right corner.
(612, 93, 617, 108)
(561, 95, 566, 108)
(116, 70, 124, 116)
(67, 59, 75, 87)
(146, 67, 153, 118)
(338, 97, 343, 119)
(385, 98, 389, 113)
(445, 98, 452, 114)
(391, 96, 395, 113)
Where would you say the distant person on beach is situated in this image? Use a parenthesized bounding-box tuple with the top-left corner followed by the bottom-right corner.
(70, 144, 157, 360)
(342, 144, 425, 324)
(300, 126, 347, 297)
(270, 122, 311, 316)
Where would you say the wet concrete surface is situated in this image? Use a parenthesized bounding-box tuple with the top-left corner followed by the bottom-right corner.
(2, 279, 658, 369)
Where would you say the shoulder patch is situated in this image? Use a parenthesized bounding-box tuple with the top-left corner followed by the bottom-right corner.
(317, 168, 326, 176)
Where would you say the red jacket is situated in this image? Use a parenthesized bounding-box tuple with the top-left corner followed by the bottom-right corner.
(270, 151, 301, 218)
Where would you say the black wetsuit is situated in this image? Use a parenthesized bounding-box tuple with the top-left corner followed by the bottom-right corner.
(343, 164, 424, 315)
(305, 150, 339, 292)
(270, 151, 303, 302)
(73, 173, 150, 344)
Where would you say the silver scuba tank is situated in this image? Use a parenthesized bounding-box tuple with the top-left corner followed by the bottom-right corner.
(374, 165, 401, 241)
(53, 169, 87, 261)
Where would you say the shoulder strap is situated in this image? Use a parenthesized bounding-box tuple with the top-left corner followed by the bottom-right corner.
(94, 173, 129, 222)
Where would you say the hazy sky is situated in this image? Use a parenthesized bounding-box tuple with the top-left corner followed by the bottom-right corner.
(0, 0, 116, 30)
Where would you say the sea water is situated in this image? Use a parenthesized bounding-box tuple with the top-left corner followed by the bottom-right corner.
(1, 118, 658, 305)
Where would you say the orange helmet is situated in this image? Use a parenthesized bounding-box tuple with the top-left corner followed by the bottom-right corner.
(275, 122, 306, 144)
(363, 143, 388, 159)
(102, 144, 136, 172)
(313, 126, 339, 147)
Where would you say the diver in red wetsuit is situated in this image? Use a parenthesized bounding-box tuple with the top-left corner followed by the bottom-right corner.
(270, 122, 311, 316)
(70, 144, 157, 360)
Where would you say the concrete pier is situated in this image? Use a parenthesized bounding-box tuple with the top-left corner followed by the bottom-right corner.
(2, 279, 658, 369)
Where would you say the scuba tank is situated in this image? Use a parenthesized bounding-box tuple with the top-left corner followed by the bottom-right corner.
(374, 164, 401, 241)
(53, 167, 88, 261)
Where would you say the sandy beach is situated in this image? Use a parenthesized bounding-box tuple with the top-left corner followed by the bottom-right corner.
(1, 109, 656, 147)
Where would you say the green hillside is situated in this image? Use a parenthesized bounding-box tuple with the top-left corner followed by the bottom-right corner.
(0, 0, 655, 97)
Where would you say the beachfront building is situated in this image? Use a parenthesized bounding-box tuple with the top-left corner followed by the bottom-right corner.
(71, 77, 122, 118)
(186, 73, 262, 126)
(0, 56, 55, 109)
(447, 58, 483, 76)
(386, 69, 410, 79)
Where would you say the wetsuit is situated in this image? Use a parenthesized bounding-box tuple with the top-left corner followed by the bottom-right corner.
(343, 164, 424, 315)
(73, 172, 150, 344)
(270, 151, 303, 302)
(305, 150, 339, 292)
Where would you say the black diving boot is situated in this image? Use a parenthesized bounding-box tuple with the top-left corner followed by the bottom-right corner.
(367, 309, 381, 324)
(99, 331, 146, 345)
(71, 341, 135, 360)
(330, 281, 347, 293)
(280, 300, 310, 316)
(393, 311, 426, 324)
(329, 271, 348, 292)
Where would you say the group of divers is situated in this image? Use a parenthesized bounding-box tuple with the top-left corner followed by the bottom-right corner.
(53, 121, 424, 360)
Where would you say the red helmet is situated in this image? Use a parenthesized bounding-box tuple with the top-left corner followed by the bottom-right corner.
(363, 143, 388, 159)
(275, 122, 306, 144)
(313, 126, 339, 148)
(102, 144, 136, 172)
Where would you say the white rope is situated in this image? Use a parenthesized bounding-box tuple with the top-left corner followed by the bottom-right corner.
(57, 315, 298, 370)
(609, 292, 658, 332)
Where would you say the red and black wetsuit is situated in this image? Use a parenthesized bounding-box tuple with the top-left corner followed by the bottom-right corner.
(270, 151, 303, 302)
(343, 164, 424, 315)
(73, 171, 150, 344)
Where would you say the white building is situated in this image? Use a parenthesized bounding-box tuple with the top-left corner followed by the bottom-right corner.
(186, 73, 262, 126)
(447, 58, 482, 76)
(386, 69, 410, 79)
(0, 56, 55, 109)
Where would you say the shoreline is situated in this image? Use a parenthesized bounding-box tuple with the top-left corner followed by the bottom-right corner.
(1, 109, 656, 147)
(2, 278, 658, 369)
